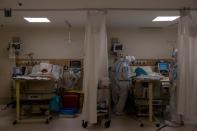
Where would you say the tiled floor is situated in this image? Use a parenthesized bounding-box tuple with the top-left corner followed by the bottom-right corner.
(0, 108, 197, 131)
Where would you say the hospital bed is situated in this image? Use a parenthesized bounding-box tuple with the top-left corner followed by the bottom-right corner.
(130, 64, 170, 127)
(12, 60, 64, 124)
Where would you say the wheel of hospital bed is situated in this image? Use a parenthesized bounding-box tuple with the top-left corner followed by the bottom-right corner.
(140, 123, 144, 127)
(12, 120, 17, 125)
(156, 123, 160, 127)
(104, 120, 111, 128)
(101, 119, 111, 128)
(82, 120, 88, 128)
(45, 119, 50, 124)
(49, 116, 53, 120)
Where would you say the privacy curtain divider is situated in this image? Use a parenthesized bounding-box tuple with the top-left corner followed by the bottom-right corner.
(82, 11, 109, 124)
(177, 11, 197, 125)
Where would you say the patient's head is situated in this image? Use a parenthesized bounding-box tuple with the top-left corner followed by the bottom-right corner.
(41, 68, 48, 73)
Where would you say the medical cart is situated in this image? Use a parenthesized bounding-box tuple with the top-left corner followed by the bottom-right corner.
(82, 85, 111, 128)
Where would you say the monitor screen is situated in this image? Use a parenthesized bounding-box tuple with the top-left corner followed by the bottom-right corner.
(112, 43, 123, 52)
(115, 44, 123, 50)
(70, 61, 81, 68)
(158, 63, 169, 71)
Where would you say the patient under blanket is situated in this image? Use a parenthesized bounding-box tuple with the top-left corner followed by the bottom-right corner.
(29, 63, 63, 80)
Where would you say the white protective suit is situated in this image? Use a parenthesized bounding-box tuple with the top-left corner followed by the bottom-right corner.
(111, 56, 134, 115)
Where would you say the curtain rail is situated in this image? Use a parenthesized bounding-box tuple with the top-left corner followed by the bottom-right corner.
(0, 8, 197, 11)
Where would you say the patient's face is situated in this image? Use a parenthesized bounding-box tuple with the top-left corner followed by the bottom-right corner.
(41, 69, 48, 73)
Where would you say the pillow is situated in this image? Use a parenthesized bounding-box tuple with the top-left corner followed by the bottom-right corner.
(31, 65, 40, 75)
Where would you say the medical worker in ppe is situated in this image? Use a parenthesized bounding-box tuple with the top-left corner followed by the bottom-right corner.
(111, 55, 135, 115)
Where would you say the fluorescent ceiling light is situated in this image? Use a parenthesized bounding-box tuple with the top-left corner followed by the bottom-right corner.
(24, 17, 50, 23)
(152, 16, 180, 22)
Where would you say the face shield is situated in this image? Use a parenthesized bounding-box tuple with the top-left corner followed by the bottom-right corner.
(172, 48, 178, 58)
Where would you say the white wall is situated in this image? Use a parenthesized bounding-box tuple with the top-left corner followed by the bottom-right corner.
(108, 27, 177, 65)
(0, 38, 13, 103)
(1, 27, 84, 59)
(0, 26, 177, 102)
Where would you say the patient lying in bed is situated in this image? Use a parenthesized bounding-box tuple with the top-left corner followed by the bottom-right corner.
(131, 66, 162, 80)
(29, 63, 63, 81)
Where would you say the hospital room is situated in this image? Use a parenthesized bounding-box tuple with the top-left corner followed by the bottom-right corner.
(0, 0, 197, 131)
